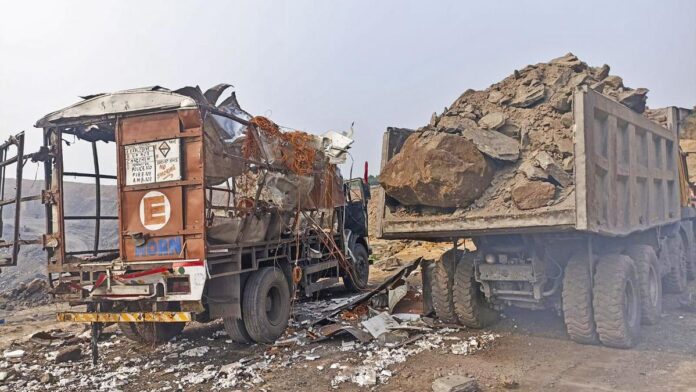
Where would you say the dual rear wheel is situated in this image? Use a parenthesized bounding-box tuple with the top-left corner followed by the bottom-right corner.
(562, 246, 662, 349)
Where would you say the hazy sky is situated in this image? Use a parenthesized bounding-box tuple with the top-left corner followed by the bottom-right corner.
(1, 0, 695, 178)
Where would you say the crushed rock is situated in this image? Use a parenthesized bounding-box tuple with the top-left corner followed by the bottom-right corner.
(381, 53, 654, 212)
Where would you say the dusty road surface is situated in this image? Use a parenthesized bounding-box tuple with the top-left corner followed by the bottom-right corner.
(1, 260, 696, 392)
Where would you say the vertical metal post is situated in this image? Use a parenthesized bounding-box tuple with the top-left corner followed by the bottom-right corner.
(0, 146, 6, 238)
(11, 134, 24, 265)
(92, 142, 101, 256)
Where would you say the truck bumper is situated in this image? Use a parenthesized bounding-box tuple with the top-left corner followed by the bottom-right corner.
(57, 311, 192, 323)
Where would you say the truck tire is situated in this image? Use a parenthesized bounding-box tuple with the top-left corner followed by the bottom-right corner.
(118, 302, 185, 344)
(344, 243, 370, 292)
(623, 245, 662, 325)
(242, 267, 291, 344)
(663, 236, 688, 294)
(593, 254, 642, 349)
(223, 316, 253, 344)
(452, 254, 498, 328)
(431, 249, 460, 324)
(562, 253, 599, 345)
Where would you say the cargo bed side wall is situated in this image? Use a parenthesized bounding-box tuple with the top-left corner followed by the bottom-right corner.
(575, 87, 680, 236)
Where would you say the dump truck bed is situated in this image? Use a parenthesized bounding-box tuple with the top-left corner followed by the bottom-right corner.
(377, 87, 681, 240)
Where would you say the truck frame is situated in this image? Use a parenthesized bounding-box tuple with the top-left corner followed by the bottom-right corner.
(377, 87, 695, 348)
(0, 85, 370, 352)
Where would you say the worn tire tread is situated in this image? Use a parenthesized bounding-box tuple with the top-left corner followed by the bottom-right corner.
(623, 245, 662, 325)
(562, 253, 599, 345)
(593, 254, 641, 349)
(431, 250, 459, 324)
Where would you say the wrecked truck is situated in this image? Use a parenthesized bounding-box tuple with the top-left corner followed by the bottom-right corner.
(0, 84, 370, 349)
(377, 86, 696, 348)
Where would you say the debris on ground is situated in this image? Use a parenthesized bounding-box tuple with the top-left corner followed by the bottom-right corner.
(0, 278, 51, 310)
(432, 375, 480, 392)
(380, 53, 654, 211)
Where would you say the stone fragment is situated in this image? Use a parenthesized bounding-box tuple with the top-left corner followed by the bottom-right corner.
(498, 122, 520, 139)
(590, 80, 606, 93)
(618, 88, 649, 113)
(40, 373, 54, 384)
(377, 330, 409, 346)
(437, 116, 477, 133)
(511, 180, 556, 210)
(594, 64, 610, 80)
(570, 73, 591, 87)
(519, 160, 547, 181)
(549, 94, 571, 113)
(55, 346, 82, 363)
(534, 151, 572, 187)
(487, 90, 504, 103)
(460, 128, 520, 161)
(478, 112, 505, 130)
(560, 112, 574, 128)
(432, 375, 480, 392)
(563, 156, 574, 172)
(602, 75, 624, 89)
(380, 131, 494, 208)
(510, 83, 545, 108)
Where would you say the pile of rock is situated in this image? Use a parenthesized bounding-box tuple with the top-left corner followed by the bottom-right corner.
(381, 53, 650, 211)
(0, 278, 51, 310)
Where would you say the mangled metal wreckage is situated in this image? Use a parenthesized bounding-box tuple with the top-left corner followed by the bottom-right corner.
(0, 84, 371, 348)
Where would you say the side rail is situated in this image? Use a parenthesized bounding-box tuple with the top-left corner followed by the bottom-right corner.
(0, 132, 43, 267)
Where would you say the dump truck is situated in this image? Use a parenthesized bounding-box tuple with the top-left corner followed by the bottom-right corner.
(0, 84, 370, 355)
(377, 86, 695, 348)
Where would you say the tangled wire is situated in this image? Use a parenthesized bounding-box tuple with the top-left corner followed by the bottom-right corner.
(243, 116, 317, 176)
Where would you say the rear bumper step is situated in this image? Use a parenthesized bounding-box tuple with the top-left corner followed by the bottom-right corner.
(57, 311, 192, 323)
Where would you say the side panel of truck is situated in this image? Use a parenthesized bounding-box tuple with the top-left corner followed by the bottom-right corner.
(574, 87, 680, 235)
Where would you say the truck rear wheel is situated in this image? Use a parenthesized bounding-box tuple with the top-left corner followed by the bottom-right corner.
(593, 254, 642, 349)
(242, 267, 291, 344)
(223, 316, 253, 344)
(431, 249, 460, 324)
(623, 245, 662, 325)
(664, 236, 688, 294)
(118, 302, 186, 344)
(452, 254, 498, 328)
(562, 253, 599, 345)
(344, 243, 369, 292)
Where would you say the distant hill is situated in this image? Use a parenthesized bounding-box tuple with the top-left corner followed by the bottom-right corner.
(0, 179, 117, 291)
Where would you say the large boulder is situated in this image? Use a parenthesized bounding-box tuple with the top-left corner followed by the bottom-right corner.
(380, 131, 493, 208)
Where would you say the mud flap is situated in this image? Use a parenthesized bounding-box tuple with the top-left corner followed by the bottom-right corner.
(207, 274, 242, 319)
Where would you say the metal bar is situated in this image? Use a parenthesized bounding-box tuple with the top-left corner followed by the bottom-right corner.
(0, 145, 6, 238)
(92, 142, 101, 256)
(0, 195, 42, 207)
(64, 249, 118, 256)
(0, 238, 43, 247)
(11, 133, 25, 266)
(57, 311, 193, 323)
(62, 172, 117, 180)
(64, 216, 118, 220)
(0, 156, 18, 169)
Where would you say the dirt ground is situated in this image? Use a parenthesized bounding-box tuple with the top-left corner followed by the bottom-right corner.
(1, 258, 696, 391)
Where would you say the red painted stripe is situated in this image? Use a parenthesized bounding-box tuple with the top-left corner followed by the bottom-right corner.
(93, 274, 107, 288)
(172, 261, 204, 268)
(118, 267, 169, 280)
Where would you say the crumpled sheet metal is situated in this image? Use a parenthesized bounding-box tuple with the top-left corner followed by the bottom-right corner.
(309, 257, 423, 326)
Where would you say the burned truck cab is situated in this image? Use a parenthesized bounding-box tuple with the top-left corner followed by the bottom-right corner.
(1, 84, 369, 345)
